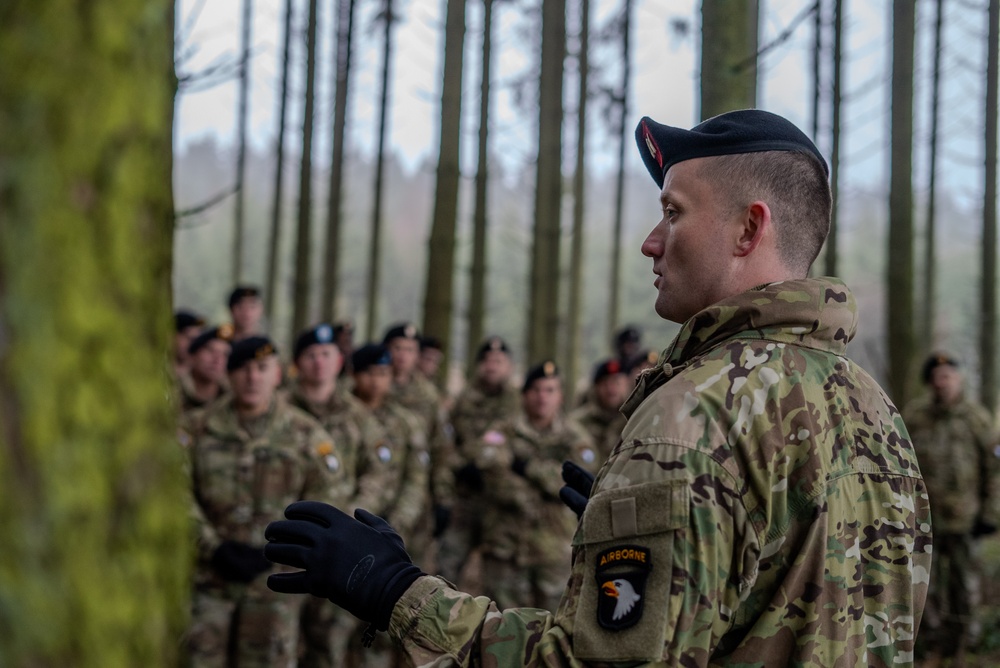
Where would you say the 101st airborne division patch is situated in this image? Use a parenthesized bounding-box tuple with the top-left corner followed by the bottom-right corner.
(595, 545, 652, 631)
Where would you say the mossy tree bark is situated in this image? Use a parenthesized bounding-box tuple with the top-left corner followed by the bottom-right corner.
(699, 0, 758, 120)
(0, 2, 190, 666)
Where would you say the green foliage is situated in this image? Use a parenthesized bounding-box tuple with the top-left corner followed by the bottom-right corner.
(0, 2, 190, 666)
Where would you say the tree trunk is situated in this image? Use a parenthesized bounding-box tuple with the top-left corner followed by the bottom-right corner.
(566, 0, 590, 395)
(824, 0, 842, 276)
(887, 0, 916, 406)
(233, 0, 253, 282)
(981, 0, 999, 410)
(699, 0, 758, 120)
(467, 0, 495, 374)
(608, 0, 631, 342)
(291, 0, 320, 341)
(265, 0, 295, 325)
(321, 0, 357, 322)
(921, 0, 944, 351)
(527, 0, 566, 364)
(422, 0, 467, 381)
(366, 0, 396, 340)
(0, 3, 189, 665)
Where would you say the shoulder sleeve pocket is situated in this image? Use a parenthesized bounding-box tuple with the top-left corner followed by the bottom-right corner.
(571, 480, 689, 662)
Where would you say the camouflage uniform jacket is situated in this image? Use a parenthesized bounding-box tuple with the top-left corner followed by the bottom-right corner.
(286, 382, 390, 514)
(903, 393, 1000, 534)
(569, 401, 628, 463)
(177, 370, 227, 414)
(474, 414, 599, 567)
(448, 380, 520, 474)
(387, 277, 931, 667)
(188, 397, 348, 581)
(367, 400, 431, 539)
(389, 373, 455, 507)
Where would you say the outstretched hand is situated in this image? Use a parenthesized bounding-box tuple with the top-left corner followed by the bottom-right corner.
(264, 501, 424, 631)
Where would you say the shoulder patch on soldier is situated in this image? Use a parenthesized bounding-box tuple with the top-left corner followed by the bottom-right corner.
(595, 545, 652, 631)
(377, 444, 392, 463)
(316, 442, 340, 472)
(483, 429, 506, 445)
(581, 447, 595, 464)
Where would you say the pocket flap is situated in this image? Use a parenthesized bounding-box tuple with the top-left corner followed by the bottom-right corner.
(575, 481, 689, 545)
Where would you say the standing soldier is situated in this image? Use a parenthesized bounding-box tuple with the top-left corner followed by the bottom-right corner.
(437, 336, 520, 586)
(186, 336, 346, 667)
(475, 361, 598, 610)
(570, 359, 630, 462)
(227, 285, 265, 340)
(178, 325, 234, 415)
(286, 324, 392, 668)
(174, 309, 206, 376)
(418, 335, 445, 387)
(905, 352, 1000, 667)
(613, 325, 642, 366)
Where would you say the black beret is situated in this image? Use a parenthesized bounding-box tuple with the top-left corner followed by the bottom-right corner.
(382, 322, 420, 344)
(476, 336, 511, 362)
(921, 352, 959, 384)
(522, 360, 559, 393)
(352, 343, 392, 372)
(420, 335, 443, 352)
(228, 285, 262, 308)
(615, 325, 641, 346)
(635, 109, 829, 189)
(227, 336, 278, 372)
(188, 324, 236, 355)
(175, 310, 205, 332)
(626, 349, 659, 374)
(294, 323, 337, 360)
(332, 320, 354, 338)
(593, 358, 625, 383)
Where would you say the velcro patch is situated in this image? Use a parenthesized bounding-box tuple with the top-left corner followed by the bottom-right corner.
(595, 545, 652, 631)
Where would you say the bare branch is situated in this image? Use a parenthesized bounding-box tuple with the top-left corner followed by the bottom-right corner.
(174, 185, 238, 223)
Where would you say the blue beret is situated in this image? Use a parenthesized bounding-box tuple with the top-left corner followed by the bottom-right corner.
(635, 109, 828, 189)
(227, 336, 278, 372)
(352, 343, 392, 372)
(294, 323, 337, 360)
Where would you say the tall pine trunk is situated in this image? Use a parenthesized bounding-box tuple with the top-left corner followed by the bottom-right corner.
(0, 3, 189, 664)
(887, 0, 916, 405)
(422, 0, 467, 380)
(825, 0, 842, 276)
(527, 0, 566, 364)
(233, 0, 253, 282)
(265, 0, 295, 325)
(921, 0, 944, 351)
(291, 0, 320, 340)
(981, 0, 999, 410)
(608, 0, 631, 341)
(467, 0, 496, 373)
(566, 0, 590, 394)
(366, 0, 396, 340)
(321, 0, 357, 322)
(700, 0, 758, 119)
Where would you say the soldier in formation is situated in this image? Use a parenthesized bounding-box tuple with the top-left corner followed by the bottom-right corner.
(174, 309, 206, 376)
(570, 358, 630, 461)
(178, 324, 234, 415)
(228, 285, 265, 341)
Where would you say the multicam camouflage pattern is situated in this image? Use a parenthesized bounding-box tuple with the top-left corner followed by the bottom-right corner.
(176, 369, 227, 414)
(187, 396, 346, 667)
(367, 400, 431, 541)
(387, 277, 931, 667)
(569, 401, 627, 462)
(475, 414, 599, 610)
(389, 373, 454, 508)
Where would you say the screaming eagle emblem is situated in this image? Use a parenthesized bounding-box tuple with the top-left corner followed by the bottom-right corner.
(595, 545, 651, 630)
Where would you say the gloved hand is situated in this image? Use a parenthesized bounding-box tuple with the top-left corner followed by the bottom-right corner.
(210, 540, 272, 583)
(559, 460, 594, 519)
(454, 461, 484, 491)
(973, 519, 998, 538)
(264, 501, 424, 631)
(432, 504, 452, 538)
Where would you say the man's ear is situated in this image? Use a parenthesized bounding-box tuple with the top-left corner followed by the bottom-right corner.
(734, 201, 771, 258)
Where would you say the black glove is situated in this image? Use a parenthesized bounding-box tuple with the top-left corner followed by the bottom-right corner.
(454, 461, 484, 491)
(511, 456, 529, 477)
(264, 501, 424, 631)
(433, 504, 452, 538)
(973, 520, 998, 538)
(210, 540, 272, 583)
(559, 460, 595, 519)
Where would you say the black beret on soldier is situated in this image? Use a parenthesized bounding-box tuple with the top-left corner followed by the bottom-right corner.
(635, 109, 829, 189)
(476, 336, 511, 362)
(522, 360, 559, 393)
(382, 322, 419, 344)
(188, 324, 236, 355)
(420, 335, 443, 352)
(352, 344, 392, 372)
(228, 285, 262, 308)
(592, 358, 625, 383)
(227, 336, 277, 372)
(921, 351, 960, 384)
(615, 325, 641, 346)
(175, 310, 205, 332)
(294, 323, 337, 360)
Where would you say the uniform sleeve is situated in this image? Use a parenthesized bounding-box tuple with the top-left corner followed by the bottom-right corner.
(386, 413, 431, 535)
(303, 425, 352, 507)
(972, 405, 1000, 526)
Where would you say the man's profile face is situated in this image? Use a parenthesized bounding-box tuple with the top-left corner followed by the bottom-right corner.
(477, 350, 512, 388)
(930, 365, 963, 405)
(231, 296, 263, 333)
(191, 339, 231, 384)
(229, 355, 280, 412)
(388, 338, 419, 376)
(297, 343, 341, 385)
(641, 158, 735, 323)
(523, 377, 562, 424)
(353, 365, 393, 403)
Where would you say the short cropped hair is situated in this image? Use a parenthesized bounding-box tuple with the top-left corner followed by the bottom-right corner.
(697, 150, 831, 274)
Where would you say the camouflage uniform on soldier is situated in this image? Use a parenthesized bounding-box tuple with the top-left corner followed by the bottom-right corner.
(904, 353, 1000, 666)
(263, 111, 931, 666)
(570, 359, 629, 462)
(186, 337, 347, 668)
(475, 361, 599, 611)
(437, 336, 520, 586)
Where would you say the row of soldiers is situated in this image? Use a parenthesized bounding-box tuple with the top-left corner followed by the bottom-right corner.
(172, 285, 660, 667)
